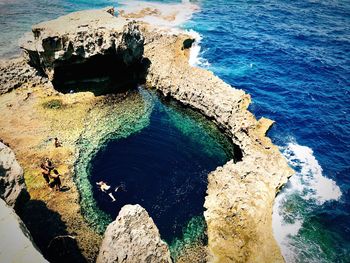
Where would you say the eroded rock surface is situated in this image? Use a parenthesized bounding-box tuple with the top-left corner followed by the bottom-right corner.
(97, 204, 171, 263)
(0, 58, 49, 95)
(0, 7, 295, 263)
(0, 142, 28, 208)
(0, 198, 48, 263)
(20, 7, 144, 80)
(143, 26, 294, 262)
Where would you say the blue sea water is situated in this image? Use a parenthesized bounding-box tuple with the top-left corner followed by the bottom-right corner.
(1, 0, 349, 262)
(184, 1, 350, 262)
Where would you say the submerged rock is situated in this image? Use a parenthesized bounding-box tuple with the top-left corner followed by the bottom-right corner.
(0, 142, 28, 208)
(0, 198, 48, 263)
(97, 204, 171, 263)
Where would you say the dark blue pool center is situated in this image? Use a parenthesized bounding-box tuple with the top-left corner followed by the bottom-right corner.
(90, 93, 235, 243)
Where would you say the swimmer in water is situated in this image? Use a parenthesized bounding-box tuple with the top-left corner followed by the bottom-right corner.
(96, 181, 117, 202)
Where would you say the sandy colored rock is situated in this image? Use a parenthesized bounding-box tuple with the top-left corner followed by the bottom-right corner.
(97, 204, 171, 263)
(0, 57, 49, 95)
(0, 7, 295, 263)
(20, 7, 144, 80)
(0, 142, 28, 208)
(0, 198, 48, 263)
(142, 24, 294, 262)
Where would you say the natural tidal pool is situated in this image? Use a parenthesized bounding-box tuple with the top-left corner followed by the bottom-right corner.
(80, 87, 235, 256)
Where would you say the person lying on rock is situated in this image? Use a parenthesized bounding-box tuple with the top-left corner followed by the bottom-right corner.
(50, 169, 62, 191)
(54, 137, 62, 148)
(96, 181, 117, 202)
(40, 163, 50, 187)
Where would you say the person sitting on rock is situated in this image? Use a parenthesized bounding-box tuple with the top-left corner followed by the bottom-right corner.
(44, 158, 55, 172)
(96, 181, 117, 202)
(40, 163, 50, 187)
(50, 169, 62, 191)
(54, 137, 62, 148)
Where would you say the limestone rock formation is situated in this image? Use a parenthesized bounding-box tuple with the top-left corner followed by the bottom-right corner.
(0, 7, 296, 262)
(0, 58, 49, 95)
(0, 142, 28, 208)
(142, 26, 294, 262)
(20, 7, 144, 80)
(97, 204, 171, 263)
(0, 198, 48, 263)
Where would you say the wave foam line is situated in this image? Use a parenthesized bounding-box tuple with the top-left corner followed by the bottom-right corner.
(186, 29, 210, 68)
(117, 0, 200, 28)
(273, 142, 342, 262)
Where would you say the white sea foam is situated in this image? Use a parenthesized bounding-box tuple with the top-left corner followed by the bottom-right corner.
(117, 0, 200, 28)
(282, 143, 342, 204)
(186, 29, 210, 67)
(272, 141, 342, 262)
(117, 0, 209, 68)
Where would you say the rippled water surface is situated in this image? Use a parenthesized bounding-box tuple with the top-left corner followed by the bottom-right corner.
(1, 0, 350, 262)
(185, 1, 350, 262)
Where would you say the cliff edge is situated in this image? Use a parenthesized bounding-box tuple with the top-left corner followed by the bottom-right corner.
(0, 7, 294, 263)
(0, 142, 28, 208)
(0, 142, 47, 263)
(142, 25, 294, 262)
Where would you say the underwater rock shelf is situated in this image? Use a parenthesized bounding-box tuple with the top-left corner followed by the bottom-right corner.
(89, 90, 234, 249)
(0, 7, 294, 263)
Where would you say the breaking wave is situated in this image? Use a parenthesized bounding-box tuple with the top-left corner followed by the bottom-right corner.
(117, 1, 209, 68)
(117, 0, 200, 28)
(273, 141, 342, 262)
(186, 29, 210, 67)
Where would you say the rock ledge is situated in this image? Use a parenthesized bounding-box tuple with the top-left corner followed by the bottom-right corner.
(97, 204, 171, 263)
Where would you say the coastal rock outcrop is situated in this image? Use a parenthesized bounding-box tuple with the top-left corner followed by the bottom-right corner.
(20, 7, 144, 81)
(0, 198, 48, 263)
(0, 7, 295, 262)
(0, 143, 46, 262)
(97, 204, 171, 263)
(0, 142, 28, 208)
(0, 58, 49, 95)
(142, 27, 294, 262)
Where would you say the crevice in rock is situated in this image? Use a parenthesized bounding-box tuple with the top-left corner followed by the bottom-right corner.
(233, 143, 243, 163)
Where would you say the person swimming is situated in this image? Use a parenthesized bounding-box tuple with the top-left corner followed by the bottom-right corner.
(96, 181, 117, 202)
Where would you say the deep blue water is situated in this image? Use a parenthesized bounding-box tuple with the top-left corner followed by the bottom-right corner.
(184, 1, 350, 262)
(1, 0, 349, 262)
(90, 93, 233, 243)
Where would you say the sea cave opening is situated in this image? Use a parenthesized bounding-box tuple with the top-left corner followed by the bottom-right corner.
(51, 53, 147, 95)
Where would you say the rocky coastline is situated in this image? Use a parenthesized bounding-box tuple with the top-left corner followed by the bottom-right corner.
(0, 7, 293, 263)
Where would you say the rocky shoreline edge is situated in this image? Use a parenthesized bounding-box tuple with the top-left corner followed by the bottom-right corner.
(0, 7, 294, 263)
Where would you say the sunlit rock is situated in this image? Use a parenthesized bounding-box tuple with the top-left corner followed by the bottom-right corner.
(97, 204, 171, 263)
(0, 142, 28, 208)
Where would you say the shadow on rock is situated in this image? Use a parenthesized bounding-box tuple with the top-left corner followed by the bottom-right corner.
(17, 199, 87, 263)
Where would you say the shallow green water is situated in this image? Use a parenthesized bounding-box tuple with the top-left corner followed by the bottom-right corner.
(74, 87, 234, 259)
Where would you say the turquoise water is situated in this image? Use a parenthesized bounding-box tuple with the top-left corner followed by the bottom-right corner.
(89, 90, 233, 258)
(1, 0, 349, 262)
